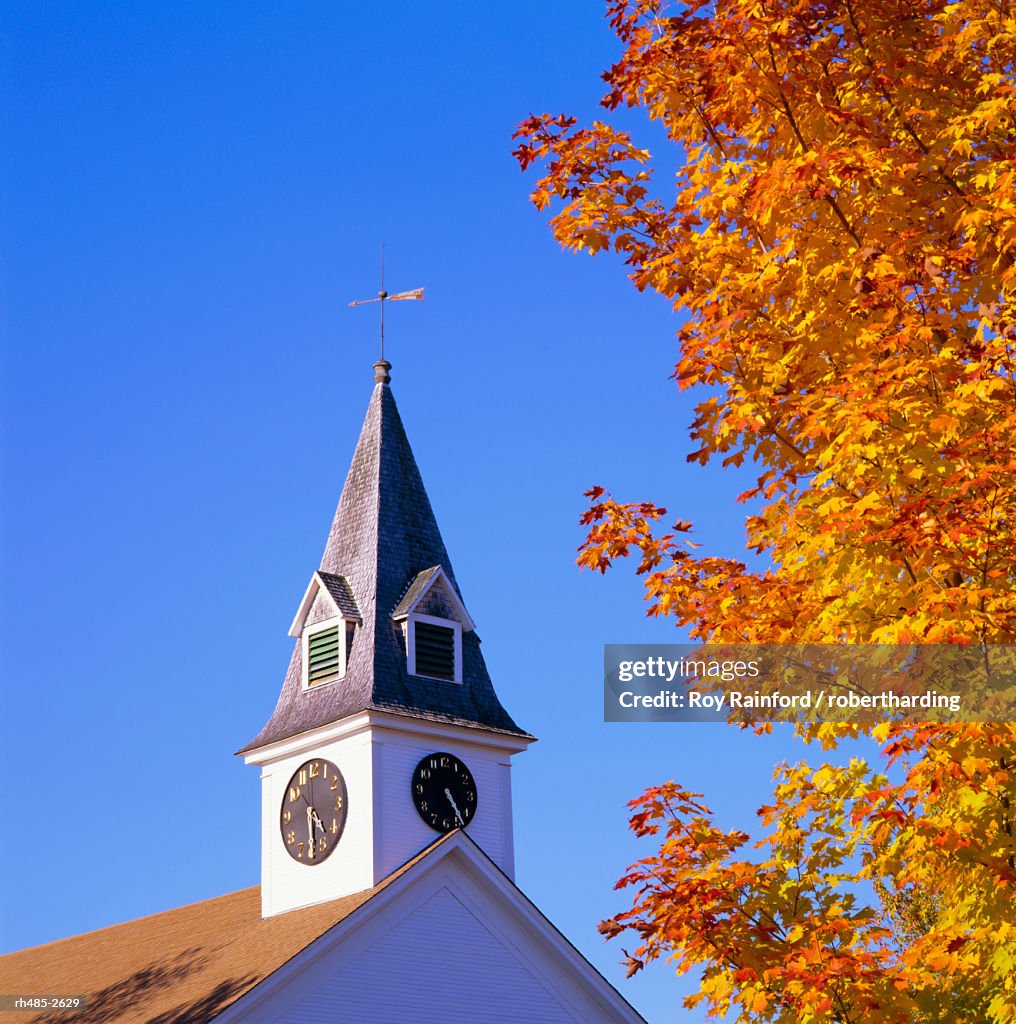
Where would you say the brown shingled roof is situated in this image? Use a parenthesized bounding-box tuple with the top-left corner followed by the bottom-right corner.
(0, 837, 453, 1024)
(0, 887, 366, 1024)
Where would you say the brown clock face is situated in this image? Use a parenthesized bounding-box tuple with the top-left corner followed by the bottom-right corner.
(279, 758, 347, 865)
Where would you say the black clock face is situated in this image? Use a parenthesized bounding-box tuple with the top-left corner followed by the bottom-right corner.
(411, 752, 477, 833)
(280, 758, 347, 865)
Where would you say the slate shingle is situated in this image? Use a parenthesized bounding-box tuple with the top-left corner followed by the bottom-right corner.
(316, 571, 361, 620)
(391, 565, 442, 619)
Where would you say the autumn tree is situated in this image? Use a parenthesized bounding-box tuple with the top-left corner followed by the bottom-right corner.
(515, 0, 1016, 1020)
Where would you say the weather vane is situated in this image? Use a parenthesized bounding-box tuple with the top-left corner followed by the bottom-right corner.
(349, 245, 424, 362)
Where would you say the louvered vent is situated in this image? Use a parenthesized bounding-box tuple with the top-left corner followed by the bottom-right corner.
(414, 621, 455, 680)
(307, 626, 341, 684)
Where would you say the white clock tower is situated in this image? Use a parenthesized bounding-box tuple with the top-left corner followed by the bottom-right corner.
(238, 360, 533, 919)
(5, 356, 646, 1024)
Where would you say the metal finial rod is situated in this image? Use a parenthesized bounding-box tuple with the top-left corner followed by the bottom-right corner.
(349, 244, 424, 370)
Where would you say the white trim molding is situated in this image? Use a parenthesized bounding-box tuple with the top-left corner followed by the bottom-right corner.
(240, 709, 534, 768)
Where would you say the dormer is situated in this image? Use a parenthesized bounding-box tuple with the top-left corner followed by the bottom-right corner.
(392, 566, 474, 684)
(289, 571, 362, 689)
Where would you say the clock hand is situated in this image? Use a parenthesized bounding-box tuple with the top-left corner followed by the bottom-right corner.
(444, 787, 465, 826)
(306, 805, 315, 859)
(311, 809, 326, 831)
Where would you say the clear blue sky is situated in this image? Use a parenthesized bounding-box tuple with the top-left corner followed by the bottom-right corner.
(2, 5, 868, 1021)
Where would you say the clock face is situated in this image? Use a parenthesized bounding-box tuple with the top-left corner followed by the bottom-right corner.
(411, 752, 477, 833)
(279, 758, 347, 865)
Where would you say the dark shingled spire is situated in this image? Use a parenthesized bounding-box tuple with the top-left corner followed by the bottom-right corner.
(240, 365, 528, 753)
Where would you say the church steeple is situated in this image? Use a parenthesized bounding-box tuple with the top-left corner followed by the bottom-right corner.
(240, 360, 532, 918)
(241, 362, 526, 755)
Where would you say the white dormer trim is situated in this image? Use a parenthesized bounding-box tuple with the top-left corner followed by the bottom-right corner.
(289, 572, 360, 638)
(391, 566, 475, 632)
(405, 612, 463, 685)
(301, 615, 347, 690)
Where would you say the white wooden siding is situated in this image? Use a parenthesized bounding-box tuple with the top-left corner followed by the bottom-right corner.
(304, 588, 338, 627)
(271, 886, 581, 1024)
(260, 734, 374, 917)
(259, 722, 517, 916)
(220, 835, 647, 1024)
(372, 731, 512, 879)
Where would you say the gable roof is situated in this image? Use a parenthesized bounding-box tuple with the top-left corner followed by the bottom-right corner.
(216, 831, 647, 1024)
(391, 564, 444, 619)
(391, 564, 475, 630)
(316, 571, 360, 620)
(288, 571, 361, 638)
(241, 367, 529, 754)
(0, 833, 646, 1024)
(0, 837, 453, 1024)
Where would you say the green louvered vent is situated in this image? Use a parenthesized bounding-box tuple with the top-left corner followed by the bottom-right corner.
(307, 626, 341, 684)
(414, 621, 455, 680)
